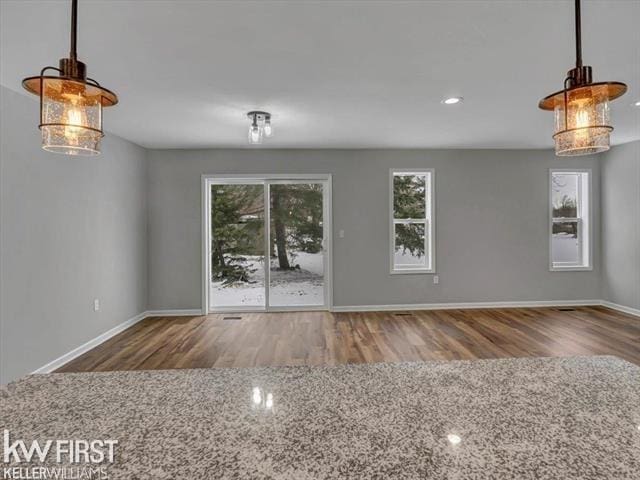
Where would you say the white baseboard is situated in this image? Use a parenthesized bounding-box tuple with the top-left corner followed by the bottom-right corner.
(145, 309, 203, 317)
(32, 310, 150, 374)
(331, 299, 602, 313)
(32, 309, 203, 374)
(600, 300, 640, 318)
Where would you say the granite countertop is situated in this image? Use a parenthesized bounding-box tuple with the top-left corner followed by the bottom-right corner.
(2, 355, 639, 479)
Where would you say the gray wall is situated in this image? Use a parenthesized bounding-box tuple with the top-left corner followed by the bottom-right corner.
(147, 148, 602, 310)
(0, 86, 148, 384)
(602, 141, 640, 311)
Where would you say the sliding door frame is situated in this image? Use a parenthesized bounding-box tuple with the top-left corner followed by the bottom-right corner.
(201, 174, 333, 314)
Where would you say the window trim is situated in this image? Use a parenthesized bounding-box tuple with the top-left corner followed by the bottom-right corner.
(389, 169, 435, 275)
(549, 168, 592, 272)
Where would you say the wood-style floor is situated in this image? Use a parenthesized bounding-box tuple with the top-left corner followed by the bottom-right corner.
(57, 306, 640, 373)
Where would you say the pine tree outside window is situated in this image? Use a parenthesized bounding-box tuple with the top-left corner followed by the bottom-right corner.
(390, 169, 435, 274)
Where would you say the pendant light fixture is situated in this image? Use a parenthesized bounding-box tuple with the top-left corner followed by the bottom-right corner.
(247, 111, 273, 144)
(538, 0, 627, 156)
(22, 0, 118, 156)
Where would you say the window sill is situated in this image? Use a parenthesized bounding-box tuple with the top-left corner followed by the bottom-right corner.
(390, 269, 436, 275)
(550, 265, 593, 272)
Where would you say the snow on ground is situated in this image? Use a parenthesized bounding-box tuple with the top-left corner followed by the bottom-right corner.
(210, 252, 324, 308)
(552, 233, 579, 264)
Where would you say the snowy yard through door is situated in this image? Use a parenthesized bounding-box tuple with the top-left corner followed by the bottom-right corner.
(210, 252, 324, 307)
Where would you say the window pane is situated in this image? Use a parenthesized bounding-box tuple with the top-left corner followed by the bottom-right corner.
(269, 183, 325, 307)
(210, 184, 265, 308)
(552, 173, 578, 218)
(552, 221, 580, 265)
(394, 223, 427, 268)
(394, 174, 426, 219)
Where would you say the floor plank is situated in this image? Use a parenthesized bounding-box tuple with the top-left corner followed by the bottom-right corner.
(56, 306, 640, 372)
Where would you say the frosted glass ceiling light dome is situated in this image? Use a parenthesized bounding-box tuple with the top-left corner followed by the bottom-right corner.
(22, 0, 118, 156)
(538, 0, 626, 157)
(247, 111, 272, 145)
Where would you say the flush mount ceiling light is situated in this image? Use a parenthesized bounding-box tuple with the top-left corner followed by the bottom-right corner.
(442, 97, 463, 105)
(22, 0, 118, 156)
(539, 0, 627, 156)
(247, 111, 273, 145)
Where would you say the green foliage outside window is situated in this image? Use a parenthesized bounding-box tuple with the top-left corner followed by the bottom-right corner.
(393, 174, 426, 258)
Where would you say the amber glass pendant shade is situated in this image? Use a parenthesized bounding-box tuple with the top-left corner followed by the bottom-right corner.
(540, 82, 627, 156)
(41, 78, 101, 155)
(21, 0, 118, 156)
(543, 83, 617, 156)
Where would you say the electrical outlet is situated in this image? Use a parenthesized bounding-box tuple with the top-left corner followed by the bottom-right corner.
(339, 230, 345, 238)
(433, 275, 440, 285)
(93, 299, 100, 312)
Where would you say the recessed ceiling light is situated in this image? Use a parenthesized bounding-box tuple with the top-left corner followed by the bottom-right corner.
(634, 101, 640, 107)
(442, 97, 463, 105)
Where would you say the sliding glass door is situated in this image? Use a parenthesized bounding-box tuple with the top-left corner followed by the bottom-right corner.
(205, 176, 330, 312)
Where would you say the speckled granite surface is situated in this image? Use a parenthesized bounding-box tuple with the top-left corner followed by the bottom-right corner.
(2, 356, 639, 479)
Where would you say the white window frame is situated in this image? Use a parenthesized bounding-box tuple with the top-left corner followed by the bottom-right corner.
(549, 169, 592, 271)
(390, 169, 435, 274)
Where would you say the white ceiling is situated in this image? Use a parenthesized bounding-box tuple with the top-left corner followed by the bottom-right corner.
(1, 0, 639, 150)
